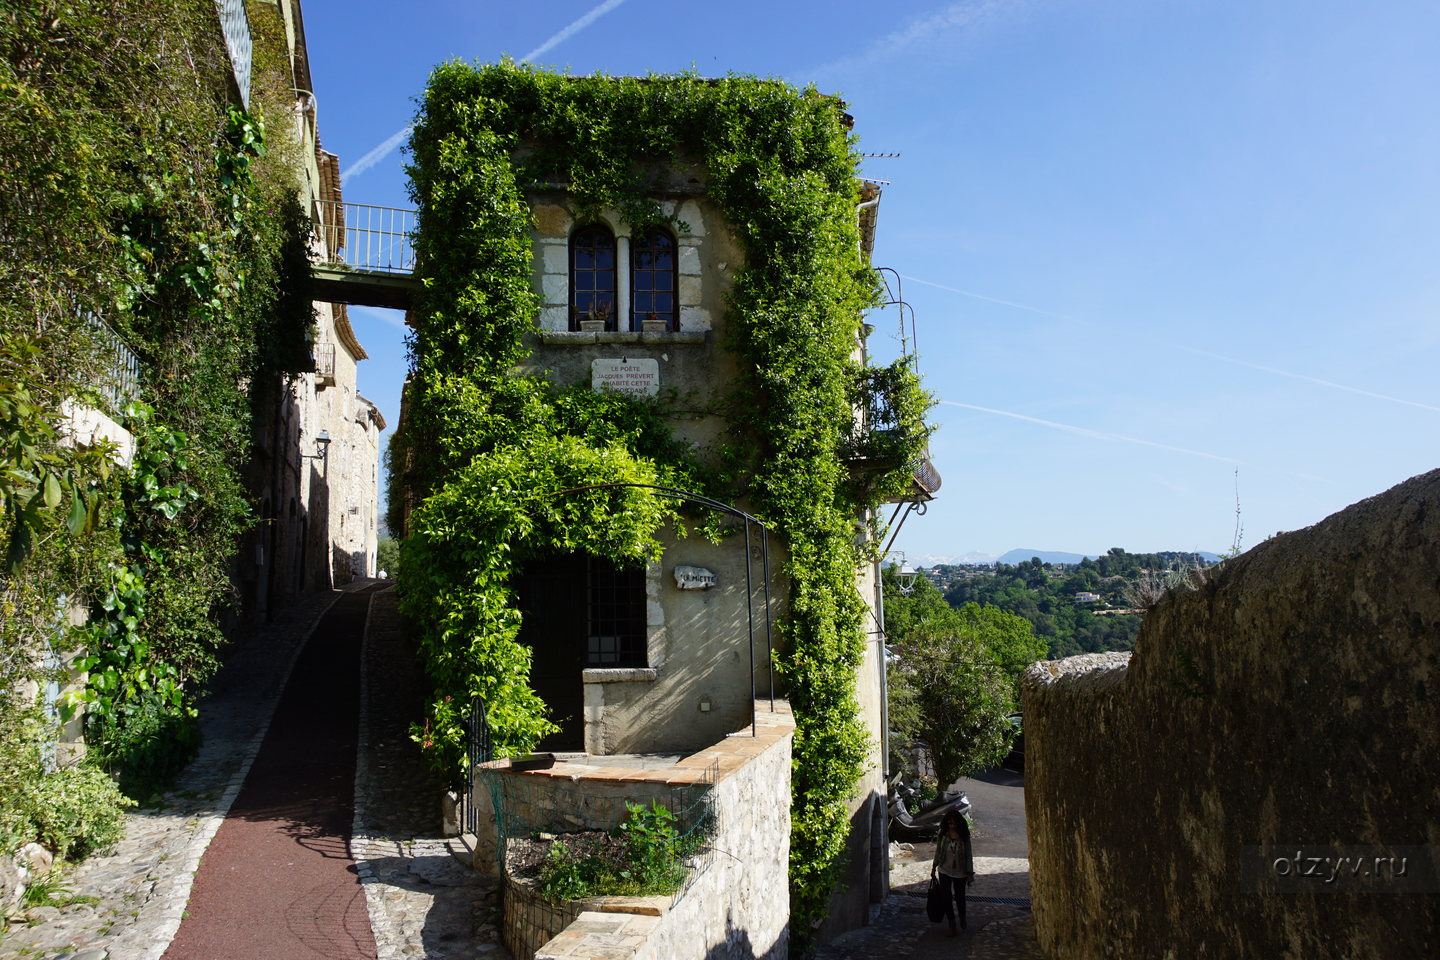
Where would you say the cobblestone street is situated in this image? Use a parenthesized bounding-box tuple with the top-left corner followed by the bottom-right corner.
(0, 583, 510, 960)
(1, 585, 1039, 960)
(814, 853, 1041, 960)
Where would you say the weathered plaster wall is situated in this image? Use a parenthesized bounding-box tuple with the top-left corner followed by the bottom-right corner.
(583, 532, 784, 755)
(1023, 469, 1440, 959)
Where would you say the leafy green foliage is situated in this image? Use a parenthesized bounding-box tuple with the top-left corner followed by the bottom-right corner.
(938, 549, 1213, 657)
(0, 704, 133, 862)
(402, 63, 934, 945)
(0, 336, 115, 571)
(376, 536, 401, 580)
(1, 0, 319, 852)
(884, 568, 1032, 786)
(536, 800, 699, 902)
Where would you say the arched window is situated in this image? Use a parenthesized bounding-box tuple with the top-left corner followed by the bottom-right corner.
(570, 225, 617, 330)
(630, 227, 677, 332)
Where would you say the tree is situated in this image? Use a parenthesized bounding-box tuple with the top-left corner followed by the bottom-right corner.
(883, 568, 1028, 786)
(887, 622, 1015, 789)
(952, 601, 1048, 688)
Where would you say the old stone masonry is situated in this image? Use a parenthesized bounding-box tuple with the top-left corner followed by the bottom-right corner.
(0, 582, 509, 960)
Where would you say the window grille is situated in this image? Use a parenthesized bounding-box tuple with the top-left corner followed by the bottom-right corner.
(586, 559, 647, 667)
(630, 227, 677, 331)
(570, 225, 617, 329)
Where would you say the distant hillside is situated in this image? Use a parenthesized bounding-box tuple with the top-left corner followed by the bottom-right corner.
(996, 548, 1098, 565)
(934, 547, 1220, 659)
(995, 548, 1223, 566)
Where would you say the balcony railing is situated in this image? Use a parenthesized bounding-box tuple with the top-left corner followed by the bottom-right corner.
(315, 200, 415, 274)
(312, 341, 336, 386)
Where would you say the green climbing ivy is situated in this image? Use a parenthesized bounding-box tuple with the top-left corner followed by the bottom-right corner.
(2, 0, 320, 838)
(399, 62, 933, 947)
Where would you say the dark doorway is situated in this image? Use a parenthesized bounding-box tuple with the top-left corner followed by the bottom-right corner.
(516, 553, 647, 752)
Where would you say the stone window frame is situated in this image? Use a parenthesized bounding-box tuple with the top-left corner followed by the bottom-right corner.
(536, 202, 712, 338)
(582, 558, 665, 685)
(569, 223, 619, 331)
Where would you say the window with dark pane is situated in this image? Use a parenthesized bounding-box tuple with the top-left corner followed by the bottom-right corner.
(570, 225, 617, 330)
(586, 557, 647, 667)
(630, 227, 677, 331)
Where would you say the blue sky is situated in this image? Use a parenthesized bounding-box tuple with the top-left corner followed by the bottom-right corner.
(303, 0, 1439, 562)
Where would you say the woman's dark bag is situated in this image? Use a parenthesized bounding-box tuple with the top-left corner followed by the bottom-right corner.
(926, 877, 945, 922)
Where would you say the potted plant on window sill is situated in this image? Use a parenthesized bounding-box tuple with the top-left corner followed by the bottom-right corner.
(578, 301, 612, 333)
(641, 312, 668, 334)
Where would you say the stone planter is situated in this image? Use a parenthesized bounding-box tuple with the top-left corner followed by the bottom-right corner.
(579, 319, 606, 333)
(642, 319, 670, 334)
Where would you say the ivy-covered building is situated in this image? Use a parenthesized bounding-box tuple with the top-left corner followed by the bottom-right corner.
(394, 64, 935, 947)
(1, 0, 380, 898)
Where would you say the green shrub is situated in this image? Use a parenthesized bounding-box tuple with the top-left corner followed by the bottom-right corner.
(536, 800, 700, 902)
(0, 705, 134, 862)
(86, 698, 200, 803)
(24, 763, 134, 861)
(376, 536, 401, 581)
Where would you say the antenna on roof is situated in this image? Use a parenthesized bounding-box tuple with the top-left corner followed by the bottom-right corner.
(858, 152, 902, 158)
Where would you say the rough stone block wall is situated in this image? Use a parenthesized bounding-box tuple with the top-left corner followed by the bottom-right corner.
(492, 704, 794, 960)
(1022, 469, 1440, 959)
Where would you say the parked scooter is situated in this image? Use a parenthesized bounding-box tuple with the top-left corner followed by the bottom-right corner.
(887, 773, 971, 840)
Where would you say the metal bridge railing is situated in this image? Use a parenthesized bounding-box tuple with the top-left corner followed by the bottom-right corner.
(315, 199, 416, 274)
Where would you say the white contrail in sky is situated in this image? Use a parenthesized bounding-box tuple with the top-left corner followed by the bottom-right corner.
(1182, 347, 1440, 414)
(809, 0, 1026, 77)
(939, 400, 1240, 464)
(524, 0, 628, 62)
(910, 274, 1437, 414)
(341, 0, 629, 181)
(898, 273, 1074, 322)
(342, 125, 412, 181)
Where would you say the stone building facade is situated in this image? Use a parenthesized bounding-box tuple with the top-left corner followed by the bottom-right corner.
(235, 0, 382, 621)
(512, 178, 899, 939)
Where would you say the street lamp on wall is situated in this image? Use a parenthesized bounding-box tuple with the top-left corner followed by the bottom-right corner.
(302, 429, 331, 461)
(894, 551, 918, 595)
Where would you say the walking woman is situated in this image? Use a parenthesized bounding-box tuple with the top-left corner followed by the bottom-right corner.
(931, 810, 974, 936)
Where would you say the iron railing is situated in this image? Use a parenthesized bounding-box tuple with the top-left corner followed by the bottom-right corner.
(311, 341, 336, 385)
(84, 315, 142, 415)
(315, 199, 416, 274)
(459, 696, 493, 837)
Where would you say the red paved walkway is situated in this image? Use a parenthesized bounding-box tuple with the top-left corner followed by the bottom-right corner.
(163, 588, 381, 960)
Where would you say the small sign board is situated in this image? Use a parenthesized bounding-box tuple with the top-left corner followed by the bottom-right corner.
(674, 565, 718, 590)
(592, 358, 660, 397)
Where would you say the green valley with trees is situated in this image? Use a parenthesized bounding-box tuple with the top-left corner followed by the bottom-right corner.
(931, 548, 1214, 659)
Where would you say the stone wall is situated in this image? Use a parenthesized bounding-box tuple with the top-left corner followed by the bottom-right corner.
(1022, 469, 1440, 959)
(478, 703, 794, 960)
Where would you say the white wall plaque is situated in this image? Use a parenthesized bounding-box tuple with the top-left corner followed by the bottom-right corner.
(592, 358, 660, 397)
(674, 565, 718, 590)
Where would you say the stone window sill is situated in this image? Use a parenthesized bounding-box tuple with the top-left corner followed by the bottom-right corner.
(582, 667, 658, 683)
(538, 331, 707, 345)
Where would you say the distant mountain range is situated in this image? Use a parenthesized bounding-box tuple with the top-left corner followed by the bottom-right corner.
(914, 548, 1224, 567)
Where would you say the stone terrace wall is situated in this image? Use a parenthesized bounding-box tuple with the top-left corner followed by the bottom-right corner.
(1023, 469, 1440, 960)
(479, 703, 794, 960)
